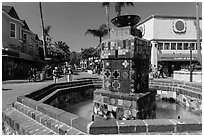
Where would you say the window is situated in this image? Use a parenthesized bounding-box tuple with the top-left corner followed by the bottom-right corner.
(196, 43, 202, 50)
(10, 22, 16, 38)
(171, 43, 176, 50)
(19, 27, 22, 39)
(158, 43, 163, 50)
(23, 33, 27, 40)
(190, 43, 195, 50)
(177, 43, 182, 50)
(164, 43, 170, 50)
(183, 43, 189, 50)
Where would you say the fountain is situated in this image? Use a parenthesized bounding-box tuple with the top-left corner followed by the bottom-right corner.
(93, 15, 157, 120)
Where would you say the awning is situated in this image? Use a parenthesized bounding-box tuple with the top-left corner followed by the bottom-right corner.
(2, 48, 44, 63)
(158, 53, 198, 61)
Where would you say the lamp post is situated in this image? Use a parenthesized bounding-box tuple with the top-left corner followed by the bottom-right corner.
(189, 45, 193, 82)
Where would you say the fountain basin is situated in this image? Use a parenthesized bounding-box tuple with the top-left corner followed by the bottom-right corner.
(3, 78, 202, 135)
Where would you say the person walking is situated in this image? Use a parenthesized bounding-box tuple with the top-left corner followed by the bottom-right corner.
(158, 64, 164, 78)
(67, 67, 73, 82)
(33, 68, 37, 81)
(52, 67, 59, 83)
(63, 67, 68, 82)
(28, 68, 33, 82)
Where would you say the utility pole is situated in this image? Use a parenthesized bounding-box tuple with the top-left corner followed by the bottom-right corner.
(196, 2, 202, 65)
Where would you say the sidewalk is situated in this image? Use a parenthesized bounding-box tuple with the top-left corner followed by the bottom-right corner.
(2, 72, 101, 110)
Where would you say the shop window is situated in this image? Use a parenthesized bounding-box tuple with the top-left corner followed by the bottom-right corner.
(158, 43, 163, 50)
(164, 43, 170, 50)
(177, 43, 182, 50)
(10, 22, 16, 38)
(171, 43, 176, 50)
(196, 43, 202, 50)
(190, 43, 195, 50)
(183, 43, 189, 50)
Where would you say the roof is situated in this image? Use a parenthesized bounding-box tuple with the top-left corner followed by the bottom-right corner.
(35, 34, 40, 41)
(136, 14, 202, 27)
(21, 20, 30, 31)
(2, 5, 21, 20)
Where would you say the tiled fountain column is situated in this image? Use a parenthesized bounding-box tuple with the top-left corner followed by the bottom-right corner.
(93, 15, 156, 120)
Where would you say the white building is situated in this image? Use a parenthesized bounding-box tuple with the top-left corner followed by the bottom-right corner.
(136, 15, 202, 76)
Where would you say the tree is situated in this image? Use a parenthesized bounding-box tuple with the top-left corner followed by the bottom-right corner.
(39, 2, 47, 58)
(115, 2, 134, 17)
(102, 2, 110, 37)
(44, 25, 52, 36)
(85, 24, 108, 44)
(54, 41, 70, 62)
(70, 51, 81, 66)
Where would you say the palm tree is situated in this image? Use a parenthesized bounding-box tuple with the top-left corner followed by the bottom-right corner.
(56, 41, 69, 58)
(54, 41, 70, 62)
(39, 2, 47, 58)
(115, 2, 134, 17)
(102, 2, 110, 37)
(44, 25, 52, 36)
(85, 24, 108, 44)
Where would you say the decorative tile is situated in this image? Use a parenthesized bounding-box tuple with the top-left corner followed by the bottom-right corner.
(112, 106, 117, 111)
(116, 107, 124, 120)
(104, 70, 111, 79)
(112, 70, 120, 79)
(103, 97, 110, 104)
(118, 99, 123, 106)
(93, 106, 97, 114)
(131, 101, 137, 109)
(124, 109, 131, 119)
(123, 100, 132, 108)
(110, 98, 116, 105)
(107, 105, 112, 111)
(122, 71, 129, 79)
(122, 60, 129, 68)
(104, 80, 111, 88)
(132, 109, 139, 117)
(112, 80, 120, 91)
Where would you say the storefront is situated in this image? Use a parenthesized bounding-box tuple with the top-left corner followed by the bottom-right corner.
(158, 53, 198, 76)
(136, 15, 202, 76)
(2, 48, 44, 80)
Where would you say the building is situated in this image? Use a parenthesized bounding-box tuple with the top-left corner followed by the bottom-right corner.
(2, 6, 44, 80)
(136, 15, 202, 76)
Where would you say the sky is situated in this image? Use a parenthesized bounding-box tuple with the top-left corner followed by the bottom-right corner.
(2, 1, 202, 52)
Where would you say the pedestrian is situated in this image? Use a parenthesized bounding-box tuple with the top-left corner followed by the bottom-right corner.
(158, 64, 164, 78)
(171, 64, 175, 77)
(67, 67, 73, 82)
(28, 68, 33, 82)
(63, 67, 68, 81)
(33, 68, 37, 81)
(52, 67, 59, 83)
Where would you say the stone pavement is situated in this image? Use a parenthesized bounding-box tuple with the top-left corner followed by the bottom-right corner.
(2, 72, 101, 110)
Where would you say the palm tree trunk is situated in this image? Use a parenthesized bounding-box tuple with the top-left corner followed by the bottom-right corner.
(99, 37, 102, 44)
(39, 2, 47, 59)
(105, 5, 110, 38)
(196, 2, 202, 65)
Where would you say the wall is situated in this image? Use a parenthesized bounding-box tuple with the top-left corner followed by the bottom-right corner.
(154, 18, 202, 40)
(2, 11, 23, 49)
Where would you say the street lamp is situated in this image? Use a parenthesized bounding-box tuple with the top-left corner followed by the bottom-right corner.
(188, 44, 193, 82)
